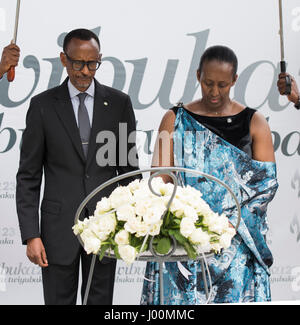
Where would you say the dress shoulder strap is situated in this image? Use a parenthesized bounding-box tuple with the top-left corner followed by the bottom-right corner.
(170, 102, 184, 114)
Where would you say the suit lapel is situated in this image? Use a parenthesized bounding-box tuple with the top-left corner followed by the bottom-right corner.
(53, 78, 86, 163)
(86, 80, 110, 170)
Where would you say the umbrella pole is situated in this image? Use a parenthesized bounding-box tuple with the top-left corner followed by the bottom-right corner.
(278, 0, 291, 94)
(7, 0, 21, 82)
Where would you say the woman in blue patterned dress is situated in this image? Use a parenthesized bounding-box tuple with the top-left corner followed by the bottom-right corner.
(141, 45, 278, 304)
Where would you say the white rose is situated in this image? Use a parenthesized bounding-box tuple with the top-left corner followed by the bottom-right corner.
(80, 229, 101, 254)
(116, 204, 136, 221)
(219, 232, 234, 249)
(225, 226, 236, 237)
(151, 178, 174, 196)
(209, 214, 230, 234)
(149, 177, 163, 190)
(72, 224, 80, 235)
(97, 231, 109, 241)
(202, 213, 214, 227)
(80, 225, 100, 242)
(110, 186, 134, 209)
(136, 222, 150, 237)
(135, 199, 151, 217)
(161, 182, 175, 196)
(172, 185, 182, 197)
(115, 230, 130, 245)
(211, 242, 223, 254)
(118, 245, 137, 264)
(148, 220, 163, 236)
(74, 216, 93, 234)
(128, 179, 141, 193)
(72, 219, 87, 235)
(93, 213, 117, 237)
(189, 228, 210, 246)
(177, 194, 189, 206)
(86, 219, 100, 234)
(80, 228, 93, 243)
(133, 186, 153, 203)
(181, 185, 202, 204)
(142, 198, 165, 225)
(184, 185, 202, 196)
(169, 198, 185, 217)
(84, 237, 101, 254)
(124, 216, 143, 234)
(203, 213, 229, 234)
(180, 217, 196, 238)
(124, 216, 153, 237)
(195, 201, 212, 216)
(183, 205, 198, 222)
(94, 197, 111, 215)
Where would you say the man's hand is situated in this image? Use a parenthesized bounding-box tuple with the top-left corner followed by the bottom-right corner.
(0, 42, 20, 78)
(277, 72, 300, 104)
(26, 238, 48, 268)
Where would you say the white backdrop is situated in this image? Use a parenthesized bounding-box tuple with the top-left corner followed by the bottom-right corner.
(0, 0, 300, 305)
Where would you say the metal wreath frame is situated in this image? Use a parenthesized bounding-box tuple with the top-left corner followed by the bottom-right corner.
(74, 167, 241, 305)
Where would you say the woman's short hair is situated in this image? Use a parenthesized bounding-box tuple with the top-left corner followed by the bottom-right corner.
(63, 28, 100, 53)
(198, 45, 238, 77)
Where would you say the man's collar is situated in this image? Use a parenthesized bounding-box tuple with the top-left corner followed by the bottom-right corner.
(67, 79, 95, 98)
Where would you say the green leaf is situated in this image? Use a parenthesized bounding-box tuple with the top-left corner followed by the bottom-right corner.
(197, 215, 204, 223)
(99, 244, 110, 261)
(173, 219, 181, 225)
(151, 236, 160, 244)
(160, 228, 169, 236)
(138, 241, 149, 253)
(169, 229, 187, 246)
(115, 221, 126, 232)
(165, 210, 175, 228)
(183, 241, 197, 260)
(210, 236, 219, 243)
(155, 237, 171, 255)
(129, 234, 143, 247)
(114, 246, 121, 259)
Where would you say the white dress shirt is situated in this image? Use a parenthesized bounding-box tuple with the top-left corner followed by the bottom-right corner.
(68, 79, 94, 126)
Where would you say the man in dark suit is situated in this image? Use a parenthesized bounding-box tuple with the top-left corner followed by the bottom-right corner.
(16, 28, 139, 305)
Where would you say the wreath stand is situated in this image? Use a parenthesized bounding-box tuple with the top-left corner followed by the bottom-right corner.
(74, 167, 241, 305)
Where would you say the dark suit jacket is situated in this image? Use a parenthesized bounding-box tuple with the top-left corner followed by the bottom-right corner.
(16, 78, 139, 265)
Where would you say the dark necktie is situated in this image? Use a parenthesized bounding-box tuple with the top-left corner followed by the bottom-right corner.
(77, 92, 90, 158)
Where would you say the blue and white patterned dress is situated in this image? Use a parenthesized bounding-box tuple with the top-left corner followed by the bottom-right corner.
(141, 106, 278, 304)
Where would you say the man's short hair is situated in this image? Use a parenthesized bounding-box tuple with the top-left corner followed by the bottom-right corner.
(63, 28, 100, 52)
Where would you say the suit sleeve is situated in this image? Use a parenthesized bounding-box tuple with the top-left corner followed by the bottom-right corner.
(16, 98, 45, 244)
(117, 95, 141, 184)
